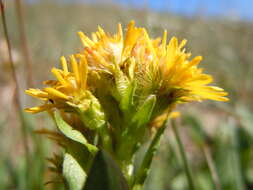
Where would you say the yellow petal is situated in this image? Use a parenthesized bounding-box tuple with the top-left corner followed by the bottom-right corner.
(91, 33, 98, 42)
(191, 86, 229, 102)
(51, 68, 71, 87)
(78, 31, 94, 47)
(70, 55, 80, 87)
(162, 30, 167, 52)
(166, 36, 178, 69)
(60, 56, 68, 75)
(86, 48, 110, 68)
(123, 20, 143, 57)
(25, 88, 48, 100)
(98, 26, 105, 36)
(43, 80, 58, 86)
(187, 56, 202, 68)
(143, 29, 156, 58)
(179, 39, 187, 49)
(44, 87, 69, 100)
(117, 23, 123, 41)
(25, 104, 54, 113)
(79, 55, 88, 89)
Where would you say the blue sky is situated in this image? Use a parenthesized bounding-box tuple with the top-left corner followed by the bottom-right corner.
(29, 0, 253, 21)
(114, 0, 253, 21)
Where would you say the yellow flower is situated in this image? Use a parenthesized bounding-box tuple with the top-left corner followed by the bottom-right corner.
(76, 20, 228, 104)
(25, 55, 89, 113)
(25, 20, 228, 114)
(77, 24, 123, 74)
(156, 36, 228, 102)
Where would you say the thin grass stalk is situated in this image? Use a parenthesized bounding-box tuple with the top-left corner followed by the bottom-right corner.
(203, 145, 221, 190)
(230, 118, 245, 190)
(171, 119, 195, 190)
(15, 0, 34, 87)
(0, 0, 29, 175)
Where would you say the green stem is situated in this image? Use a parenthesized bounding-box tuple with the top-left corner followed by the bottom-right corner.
(171, 120, 195, 190)
(132, 117, 169, 189)
(98, 125, 113, 153)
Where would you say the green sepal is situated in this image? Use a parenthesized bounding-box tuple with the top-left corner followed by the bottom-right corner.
(76, 91, 106, 130)
(54, 111, 98, 154)
(120, 81, 136, 113)
(114, 65, 136, 113)
(114, 66, 129, 98)
(132, 95, 156, 129)
(84, 150, 130, 190)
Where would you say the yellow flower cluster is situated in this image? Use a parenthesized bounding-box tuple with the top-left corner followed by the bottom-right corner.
(25, 21, 228, 115)
(25, 21, 229, 186)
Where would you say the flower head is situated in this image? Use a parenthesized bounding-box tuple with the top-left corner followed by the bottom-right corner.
(75, 21, 228, 113)
(25, 55, 89, 113)
(25, 20, 228, 129)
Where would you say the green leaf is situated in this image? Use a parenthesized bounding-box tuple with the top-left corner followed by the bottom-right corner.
(63, 153, 87, 190)
(84, 150, 130, 190)
(132, 95, 156, 129)
(54, 111, 98, 154)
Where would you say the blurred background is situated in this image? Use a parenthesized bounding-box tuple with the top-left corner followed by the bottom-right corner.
(0, 0, 253, 189)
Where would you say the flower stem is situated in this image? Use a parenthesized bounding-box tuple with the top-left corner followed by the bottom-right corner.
(98, 125, 113, 153)
(171, 120, 195, 190)
(132, 116, 169, 189)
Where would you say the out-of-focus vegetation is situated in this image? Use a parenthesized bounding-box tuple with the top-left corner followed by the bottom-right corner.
(0, 0, 253, 189)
